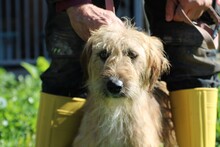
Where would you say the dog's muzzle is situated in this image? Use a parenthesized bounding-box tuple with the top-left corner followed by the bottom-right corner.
(106, 77, 124, 98)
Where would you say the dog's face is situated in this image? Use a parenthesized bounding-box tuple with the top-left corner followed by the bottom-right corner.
(81, 24, 169, 99)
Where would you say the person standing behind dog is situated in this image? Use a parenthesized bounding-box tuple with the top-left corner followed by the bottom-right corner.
(145, 0, 220, 146)
(35, 1, 123, 147)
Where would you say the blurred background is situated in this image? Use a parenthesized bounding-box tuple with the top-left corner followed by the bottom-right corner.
(0, 0, 145, 73)
(0, 0, 219, 146)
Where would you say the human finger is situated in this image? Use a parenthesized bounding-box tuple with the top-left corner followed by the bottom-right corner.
(165, 0, 178, 22)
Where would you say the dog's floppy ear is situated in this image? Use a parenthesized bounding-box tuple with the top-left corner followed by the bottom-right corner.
(147, 36, 170, 90)
(80, 40, 93, 81)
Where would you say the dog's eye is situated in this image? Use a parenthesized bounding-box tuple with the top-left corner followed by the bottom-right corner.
(98, 50, 110, 61)
(128, 50, 138, 60)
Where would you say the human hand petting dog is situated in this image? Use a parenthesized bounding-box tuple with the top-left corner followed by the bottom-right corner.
(166, 0, 212, 22)
(66, 3, 124, 41)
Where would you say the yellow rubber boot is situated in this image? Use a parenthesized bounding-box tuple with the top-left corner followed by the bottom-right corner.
(170, 88, 218, 147)
(35, 93, 86, 147)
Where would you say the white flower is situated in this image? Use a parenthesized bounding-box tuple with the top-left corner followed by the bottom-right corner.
(0, 97, 7, 109)
(28, 97, 34, 104)
(2, 120, 8, 127)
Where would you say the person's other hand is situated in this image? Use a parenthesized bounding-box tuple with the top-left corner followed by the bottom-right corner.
(67, 4, 124, 41)
(165, 0, 212, 22)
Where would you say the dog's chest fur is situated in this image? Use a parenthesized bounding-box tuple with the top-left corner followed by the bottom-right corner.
(73, 93, 162, 147)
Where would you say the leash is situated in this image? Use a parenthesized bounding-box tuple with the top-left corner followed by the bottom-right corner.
(178, 5, 220, 49)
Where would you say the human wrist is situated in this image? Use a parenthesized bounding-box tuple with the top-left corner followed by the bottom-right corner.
(56, 0, 92, 12)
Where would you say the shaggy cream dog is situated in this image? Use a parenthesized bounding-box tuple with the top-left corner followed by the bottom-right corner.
(73, 23, 176, 147)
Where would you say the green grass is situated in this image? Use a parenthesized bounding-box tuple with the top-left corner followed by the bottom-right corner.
(0, 57, 219, 146)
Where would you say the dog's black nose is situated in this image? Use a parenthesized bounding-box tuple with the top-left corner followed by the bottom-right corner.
(106, 77, 123, 95)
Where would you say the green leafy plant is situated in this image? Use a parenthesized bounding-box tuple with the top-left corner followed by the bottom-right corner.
(0, 57, 49, 146)
(21, 56, 50, 79)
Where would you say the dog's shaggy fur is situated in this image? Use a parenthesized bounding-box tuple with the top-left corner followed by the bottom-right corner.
(73, 24, 176, 147)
